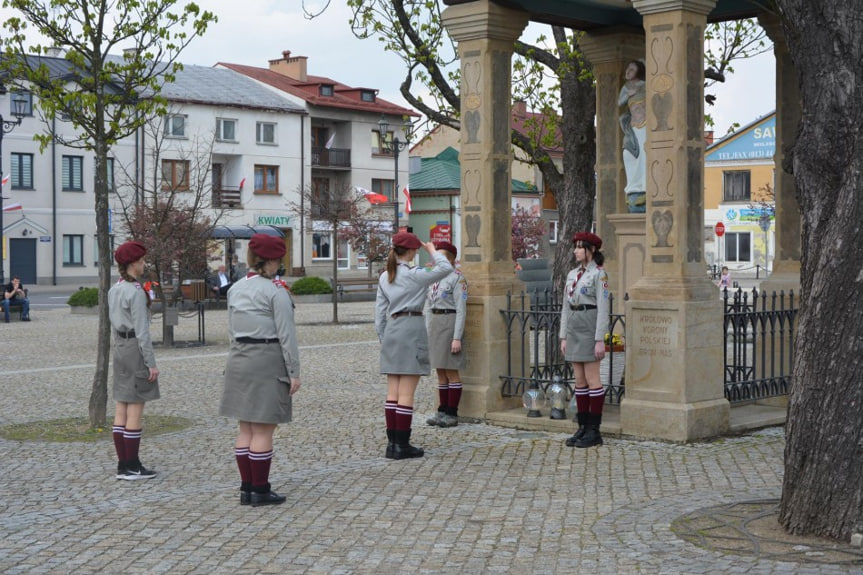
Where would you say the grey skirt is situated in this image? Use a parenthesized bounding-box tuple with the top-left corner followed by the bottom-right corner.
(112, 337, 160, 403)
(220, 342, 293, 424)
(380, 315, 430, 375)
(428, 313, 465, 370)
(564, 308, 600, 363)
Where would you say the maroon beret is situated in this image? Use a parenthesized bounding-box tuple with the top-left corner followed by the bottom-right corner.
(573, 231, 602, 249)
(249, 233, 286, 260)
(392, 231, 421, 249)
(114, 241, 147, 265)
(434, 241, 457, 258)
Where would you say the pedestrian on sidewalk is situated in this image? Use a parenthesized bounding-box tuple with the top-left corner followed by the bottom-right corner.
(425, 241, 468, 429)
(220, 234, 301, 507)
(375, 231, 452, 459)
(559, 232, 609, 448)
(109, 241, 160, 480)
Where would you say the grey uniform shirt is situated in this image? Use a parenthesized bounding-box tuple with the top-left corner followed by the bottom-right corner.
(424, 270, 469, 340)
(108, 279, 157, 368)
(228, 274, 300, 378)
(559, 261, 610, 342)
(375, 252, 453, 341)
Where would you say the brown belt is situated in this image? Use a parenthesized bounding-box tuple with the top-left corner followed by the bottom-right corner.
(117, 330, 136, 339)
(569, 304, 597, 311)
(391, 311, 424, 319)
(431, 309, 456, 315)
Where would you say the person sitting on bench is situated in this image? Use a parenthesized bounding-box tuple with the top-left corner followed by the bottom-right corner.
(3, 276, 30, 322)
(209, 265, 233, 298)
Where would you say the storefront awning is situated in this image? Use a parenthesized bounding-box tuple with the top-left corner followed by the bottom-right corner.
(210, 225, 285, 239)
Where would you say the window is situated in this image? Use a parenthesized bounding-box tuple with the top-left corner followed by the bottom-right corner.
(254, 165, 279, 194)
(162, 159, 190, 191)
(216, 118, 237, 141)
(94, 234, 114, 266)
(10, 153, 33, 189)
(724, 232, 751, 262)
(62, 155, 84, 191)
(256, 122, 277, 144)
(360, 90, 375, 102)
(11, 90, 33, 116)
(106, 158, 115, 192)
(548, 220, 559, 244)
(320, 84, 334, 96)
(167, 114, 186, 137)
(372, 130, 393, 155)
(337, 237, 350, 270)
(372, 178, 395, 202)
(723, 170, 751, 202)
(63, 235, 84, 266)
(311, 177, 330, 216)
(312, 232, 332, 259)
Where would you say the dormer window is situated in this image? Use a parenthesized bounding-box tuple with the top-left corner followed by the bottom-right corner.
(320, 84, 334, 97)
(360, 90, 375, 103)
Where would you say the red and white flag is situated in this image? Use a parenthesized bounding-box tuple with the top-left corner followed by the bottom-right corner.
(1, 174, 8, 188)
(2, 203, 23, 212)
(357, 186, 388, 205)
(239, 177, 246, 191)
(402, 186, 412, 214)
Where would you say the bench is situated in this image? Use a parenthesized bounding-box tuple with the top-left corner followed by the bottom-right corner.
(3, 289, 29, 321)
(331, 277, 379, 300)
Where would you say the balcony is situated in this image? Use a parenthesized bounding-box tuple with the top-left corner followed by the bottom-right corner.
(312, 146, 351, 169)
(213, 186, 242, 209)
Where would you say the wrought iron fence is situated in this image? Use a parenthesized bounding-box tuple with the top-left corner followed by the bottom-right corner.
(499, 287, 798, 406)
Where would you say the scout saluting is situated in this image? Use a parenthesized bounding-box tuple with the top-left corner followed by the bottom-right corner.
(559, 232, 610, 448)
(424, 241, 468, 428)
(220, 234, 301, 506)
(375, 231, 453, 459)
(108, 240, 159, 480)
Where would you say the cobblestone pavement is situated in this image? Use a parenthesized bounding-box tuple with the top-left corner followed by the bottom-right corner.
(0, 303, 860, 574)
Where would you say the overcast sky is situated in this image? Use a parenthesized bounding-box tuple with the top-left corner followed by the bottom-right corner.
(2, 1, 776, 138)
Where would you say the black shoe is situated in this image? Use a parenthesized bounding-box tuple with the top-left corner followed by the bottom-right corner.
(21, 316, 30, 322)
(240, 491, 252, 505)
(250, 490, 286, 507)
(574, 426, 603, 448)
(116, 462, 127, 480)
(392, 430, 424, 460)
(565, 413, 589, 446)
(119, 462, 157, 480)
(385, 429, 395, 459)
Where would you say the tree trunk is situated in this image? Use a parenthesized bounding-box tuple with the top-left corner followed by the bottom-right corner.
(775, 0, 863, 540)
(332, 225, 339, 324)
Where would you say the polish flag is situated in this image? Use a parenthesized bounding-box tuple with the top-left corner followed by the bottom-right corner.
(239, 177, 246, 191)
(357, 186, 389, 205)
(403, 186, 412, 214)
(2, 203, 23, 212)
(1, 174, 8, 187)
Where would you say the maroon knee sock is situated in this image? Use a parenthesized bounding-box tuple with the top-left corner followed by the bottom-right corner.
(385, 400, 397, 430)
(249, 449, 273, 490)
(123, 428, 142, 463)
(437, 383, 449, 408)
(235, 447, 252, 485)
(447, 382, 462, 410)
(589, 387, 606, 415)
(112, 425, 126, 462)
(395, 404, 413, 431)
(574, 387, 590, 414)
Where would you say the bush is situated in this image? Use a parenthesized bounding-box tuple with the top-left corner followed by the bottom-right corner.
(67, 287, 99, 307)
(290, 276, 332, 295)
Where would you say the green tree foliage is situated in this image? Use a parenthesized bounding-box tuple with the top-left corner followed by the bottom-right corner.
(0, 0, 216, 428)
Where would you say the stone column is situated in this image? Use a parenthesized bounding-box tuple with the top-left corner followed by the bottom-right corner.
(758, 11, 801, 294)
(442, 0, 529, 417)
(622, 0, 729, 441)
(581, 28, 645, 297)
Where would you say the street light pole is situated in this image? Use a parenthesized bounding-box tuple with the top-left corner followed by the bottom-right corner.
(0, 92, 27, 286)
(378, 115, 412, 233)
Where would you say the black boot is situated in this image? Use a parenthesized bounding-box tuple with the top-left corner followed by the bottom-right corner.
(250, 483, 286, 507)
(385, 429, 395, 459)
(574, 413, 603, 448)
(565, 412, 589, 446)
(240, 482, 252, 505)
(392, 429, 424, 460)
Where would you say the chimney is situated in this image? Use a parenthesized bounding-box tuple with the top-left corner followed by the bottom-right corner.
(45, 46, 64, 58)
(703, 130, 714, 146)
(512, 100, 527, 118)
(269, 50, 307, 81)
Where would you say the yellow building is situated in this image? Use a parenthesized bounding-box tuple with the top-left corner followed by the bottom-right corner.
(704, 112, 776, 277)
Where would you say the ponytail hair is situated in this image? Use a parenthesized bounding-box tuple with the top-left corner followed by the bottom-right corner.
(119, 263, 151, 308)
(582, 241, 605, 267)
(386, 246, 411, 283)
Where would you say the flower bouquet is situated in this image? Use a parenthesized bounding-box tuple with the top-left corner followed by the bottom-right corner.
(604, 332, 625, 353)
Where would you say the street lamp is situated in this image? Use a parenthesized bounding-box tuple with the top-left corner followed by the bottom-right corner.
(0, 91, 27, 286)
(378, 115, 412, 232)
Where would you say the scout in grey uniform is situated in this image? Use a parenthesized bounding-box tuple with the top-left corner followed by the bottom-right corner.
(108, 240, 159, 480)
(424, 241, 468, 428)
(375, 231, 452, 460)
(559, 232, 610, 448)
(220, 234, 301, 507)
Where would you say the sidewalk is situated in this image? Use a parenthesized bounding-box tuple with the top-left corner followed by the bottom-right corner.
(0, 303, 858, 574)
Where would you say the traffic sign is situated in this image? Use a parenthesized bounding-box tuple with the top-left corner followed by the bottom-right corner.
(715, 222, 725, 237)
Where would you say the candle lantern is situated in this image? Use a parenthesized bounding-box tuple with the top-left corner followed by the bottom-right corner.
(522, 381, 546, 418)
(547, 376, 568, 420)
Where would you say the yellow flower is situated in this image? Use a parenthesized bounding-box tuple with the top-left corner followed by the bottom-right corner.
(604, 333, 624, 347)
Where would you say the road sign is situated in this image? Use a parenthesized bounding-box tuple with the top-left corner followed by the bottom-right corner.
(715, 222, 725, 237)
